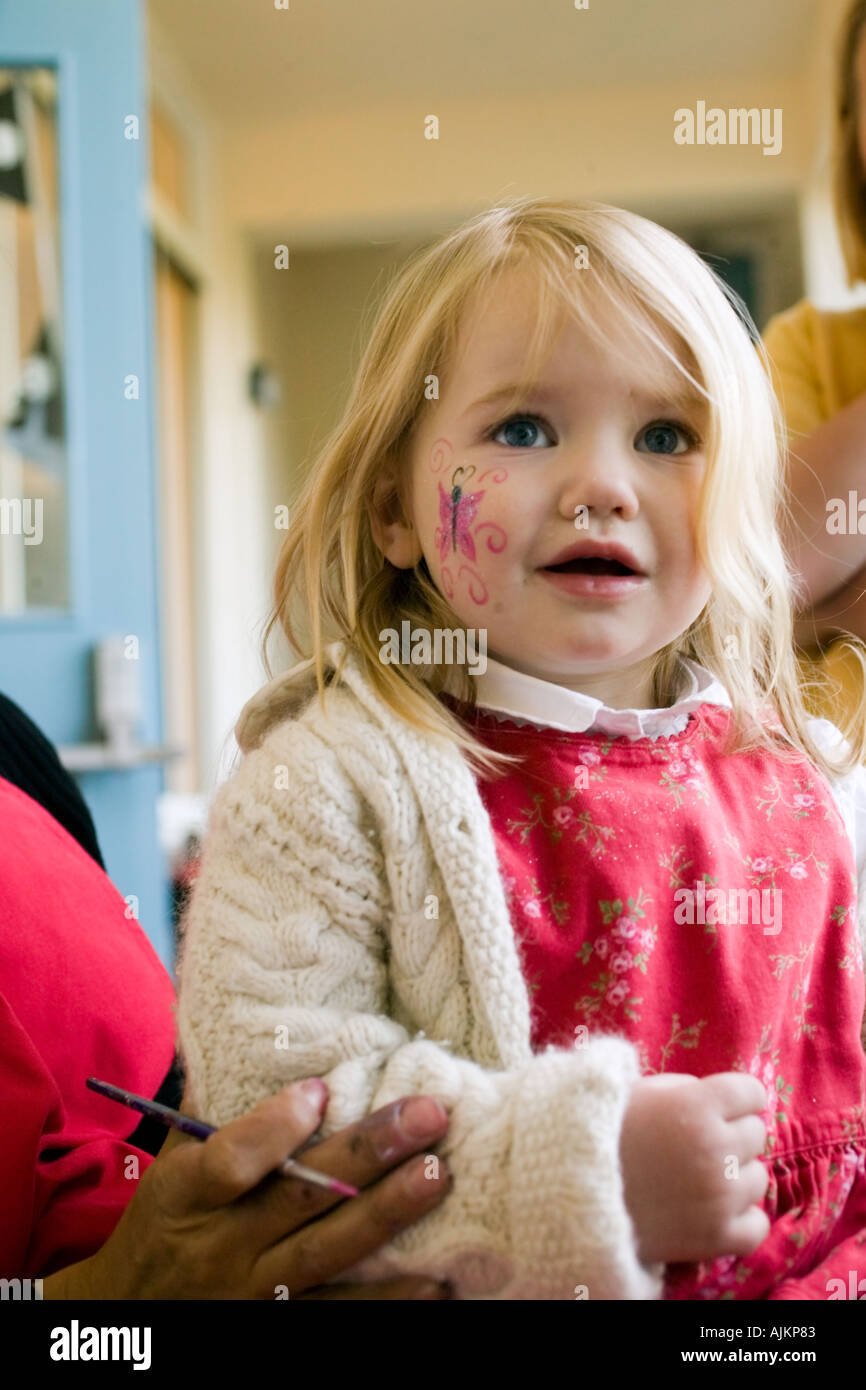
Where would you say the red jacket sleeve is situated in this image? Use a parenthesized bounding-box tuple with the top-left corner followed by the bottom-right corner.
(0, 778, 176, 1278)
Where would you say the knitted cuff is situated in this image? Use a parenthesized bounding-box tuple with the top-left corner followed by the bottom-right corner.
(334, 1034, 663, 1300)
(506, 1037, 664, 1300)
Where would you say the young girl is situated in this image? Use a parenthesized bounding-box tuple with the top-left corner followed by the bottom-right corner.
(177, 197, 866, 1300)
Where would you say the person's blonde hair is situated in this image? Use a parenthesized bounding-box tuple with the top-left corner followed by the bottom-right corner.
(834, 0, 866, 285)
(264, 196, 866, 780)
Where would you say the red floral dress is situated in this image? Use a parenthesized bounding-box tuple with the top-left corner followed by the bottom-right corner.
(451, 698, 866, 1300)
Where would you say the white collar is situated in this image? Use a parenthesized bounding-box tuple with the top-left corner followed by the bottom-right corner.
(471, 655, 733, 739)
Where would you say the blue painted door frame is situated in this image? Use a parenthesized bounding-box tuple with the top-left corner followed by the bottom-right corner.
(0, 0, 172, 968)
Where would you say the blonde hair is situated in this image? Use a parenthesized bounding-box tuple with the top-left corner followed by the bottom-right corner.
(834, 0, 866, 285)
(265, 196, 866, 780)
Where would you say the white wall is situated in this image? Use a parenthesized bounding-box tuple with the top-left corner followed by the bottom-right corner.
(222, 76, 814, 246)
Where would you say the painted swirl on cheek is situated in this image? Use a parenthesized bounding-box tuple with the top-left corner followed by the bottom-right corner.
(429, 437, 455, 474)
(474, 521, 508, 553)
(457, 565, 489, 605)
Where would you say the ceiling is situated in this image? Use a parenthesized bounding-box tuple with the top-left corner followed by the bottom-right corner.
(147, 0, 821, 123)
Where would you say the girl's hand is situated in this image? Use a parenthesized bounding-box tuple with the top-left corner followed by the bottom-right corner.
(619, 1071, 770, 1266)
(43, 1084, 454, 1300)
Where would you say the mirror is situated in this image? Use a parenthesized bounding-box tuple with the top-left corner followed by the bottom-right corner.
(0, 66, 68, 612)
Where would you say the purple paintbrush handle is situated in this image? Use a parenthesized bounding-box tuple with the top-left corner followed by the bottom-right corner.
(86, 1076, 358, 1197)
(86, 1076, 216, 1140)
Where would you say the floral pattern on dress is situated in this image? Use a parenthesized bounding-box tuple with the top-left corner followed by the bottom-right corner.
(636, 1012, 708, 1075)
(506, 788, 617, 860)
(573, 890, 658, 1025)
(658, 843, 695, 890)
(729, 1025, 795, 1152)
(831, 891, 863, 976)
(755, 776, 834, 824)
(659, 742, 711, 808)
(505, 786, 575, 846)
(521, 874, 569, 927)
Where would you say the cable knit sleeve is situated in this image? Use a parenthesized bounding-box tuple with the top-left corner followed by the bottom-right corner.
(175, 716, 662, 1301)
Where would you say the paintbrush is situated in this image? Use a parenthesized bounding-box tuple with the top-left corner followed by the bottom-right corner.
(86, 1076, 358, 1197)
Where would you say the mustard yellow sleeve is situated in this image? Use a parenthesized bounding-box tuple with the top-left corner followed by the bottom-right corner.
(761, 299, 830, 441)
(798, 638, 861, 719)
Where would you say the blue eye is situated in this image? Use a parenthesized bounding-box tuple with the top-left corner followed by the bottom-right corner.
(489, 414, 554, 448)
(636, 421, 696, 455)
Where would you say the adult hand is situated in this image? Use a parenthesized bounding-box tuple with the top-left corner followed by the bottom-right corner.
(793, 560, 866, 648)
(43, 1081, 453, 1300)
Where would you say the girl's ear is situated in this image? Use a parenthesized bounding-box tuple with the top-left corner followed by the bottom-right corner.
(368, 471, 423, 569)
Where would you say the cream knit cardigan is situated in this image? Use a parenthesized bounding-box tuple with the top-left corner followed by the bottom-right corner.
(174, 642, 864, 1300)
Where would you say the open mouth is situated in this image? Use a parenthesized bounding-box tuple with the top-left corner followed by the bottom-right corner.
(544, 557, 639, 576)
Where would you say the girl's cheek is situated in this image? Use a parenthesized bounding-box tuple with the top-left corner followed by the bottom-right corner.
(422, 435, 512, 609)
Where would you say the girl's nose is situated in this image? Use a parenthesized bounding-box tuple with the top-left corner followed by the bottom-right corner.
(556, 440, 640, 523)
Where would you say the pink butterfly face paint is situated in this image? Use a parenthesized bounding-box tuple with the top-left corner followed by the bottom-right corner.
(427, 438, 509, 606)
(436, 468, 484, 562)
